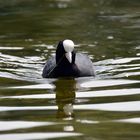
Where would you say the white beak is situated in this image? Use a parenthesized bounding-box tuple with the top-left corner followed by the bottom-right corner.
(65, 52, 72, 63)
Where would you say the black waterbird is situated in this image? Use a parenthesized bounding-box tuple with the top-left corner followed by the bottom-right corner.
(42, 39, 95, 78)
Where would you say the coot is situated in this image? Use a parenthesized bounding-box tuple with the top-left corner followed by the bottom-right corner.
(42, 39, 95, 78)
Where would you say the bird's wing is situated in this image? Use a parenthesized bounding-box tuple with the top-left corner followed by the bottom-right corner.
(75, 53, 95, 76)
(42, 56, 56, 78)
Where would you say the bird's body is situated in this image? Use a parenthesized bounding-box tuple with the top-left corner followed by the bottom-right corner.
(42, 40, 95, 78)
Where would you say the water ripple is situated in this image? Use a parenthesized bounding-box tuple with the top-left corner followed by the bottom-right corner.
(80, 79, 140, 88)
(2, 88, 140, 99)
(74, 101, 140, 112)
(0, 46, 24, 50)
(0, 121, 57, 131)
(8, 83, 55, 90)
(76, 88, 140, 98)
(0, 132, 82, 140)
(0, 106, 57, 112)
(1, 101, 140, 112)
(114, 118, 140, 124)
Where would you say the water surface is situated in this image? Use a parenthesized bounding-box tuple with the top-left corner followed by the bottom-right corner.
(0, 0, 140, 140)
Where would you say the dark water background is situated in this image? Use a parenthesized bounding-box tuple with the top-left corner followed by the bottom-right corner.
(0, 0, 140, 140)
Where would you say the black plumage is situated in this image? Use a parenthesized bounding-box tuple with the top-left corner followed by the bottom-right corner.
(42, 40, 95, 78)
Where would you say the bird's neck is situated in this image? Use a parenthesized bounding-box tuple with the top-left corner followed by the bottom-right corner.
(56, 51, 76, 65)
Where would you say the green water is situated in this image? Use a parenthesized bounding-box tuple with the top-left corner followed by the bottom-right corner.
(0, 0, 140, 140)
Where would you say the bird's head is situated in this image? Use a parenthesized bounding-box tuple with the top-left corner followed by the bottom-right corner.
(56, 39, 75, 64)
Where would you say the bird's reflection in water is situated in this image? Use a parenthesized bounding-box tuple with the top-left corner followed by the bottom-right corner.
(54, 78, 76, 119)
